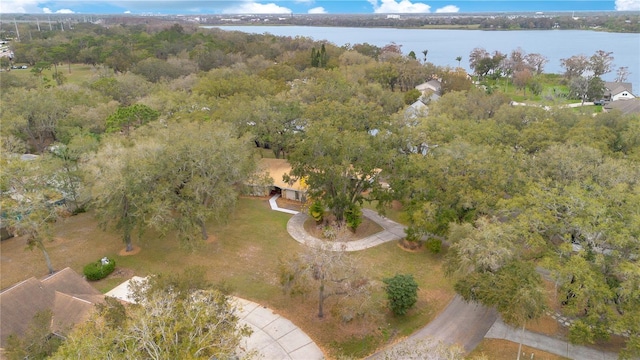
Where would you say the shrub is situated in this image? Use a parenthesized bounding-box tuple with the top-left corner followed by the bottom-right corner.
(344, 203, 362, 232)
(83, 257, 116, 281)
(309, 200, 324, 223)
(425, 238, 442, 254)
(383, 274, 419, 316)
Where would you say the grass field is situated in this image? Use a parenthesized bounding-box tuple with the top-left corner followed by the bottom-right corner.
(2, 63, 99, 86)
(1, 197, 454, 358)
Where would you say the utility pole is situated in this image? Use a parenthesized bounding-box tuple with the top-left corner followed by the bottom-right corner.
(49, 16, 53, 31)
(36, 17, 41, 31)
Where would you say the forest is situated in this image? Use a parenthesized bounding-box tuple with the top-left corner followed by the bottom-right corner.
(0, 21, 639, 359)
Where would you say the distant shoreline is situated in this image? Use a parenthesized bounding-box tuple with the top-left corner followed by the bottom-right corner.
(205, 23, 639, 34)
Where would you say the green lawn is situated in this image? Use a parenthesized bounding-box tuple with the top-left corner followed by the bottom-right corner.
(1, 197, 454, 359)
(3, 63, 97, 86)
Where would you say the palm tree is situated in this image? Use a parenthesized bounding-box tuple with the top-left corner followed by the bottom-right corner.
(422, 49, 428, 63)
(456, 56, 462, 68)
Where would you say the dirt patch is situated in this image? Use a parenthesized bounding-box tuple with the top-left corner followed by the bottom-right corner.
(118, 245, 141, 256)
(276, 197, 304, 212)
(303, 216, 383, 242)
(205, 234, 217, 244)
(108, 267, 135, 279)
(397, 239, 423, 252)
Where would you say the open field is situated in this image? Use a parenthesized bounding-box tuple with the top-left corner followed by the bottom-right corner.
(1, 197, 454, 358)
(1, 63, 98, 86)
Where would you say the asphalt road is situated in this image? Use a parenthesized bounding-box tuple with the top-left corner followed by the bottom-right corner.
(406, 295, 498, 352)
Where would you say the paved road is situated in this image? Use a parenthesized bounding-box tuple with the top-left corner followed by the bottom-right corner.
(368, 295, 498, 359)
(107, 278, 325, 360)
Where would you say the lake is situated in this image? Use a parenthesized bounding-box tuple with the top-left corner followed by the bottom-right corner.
(209, 26, 640, 92)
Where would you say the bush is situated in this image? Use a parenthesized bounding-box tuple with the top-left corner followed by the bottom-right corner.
(344, 203, 362, 232)
(425, 238, 442, 254)
(83, 257, 116, 281)
(309, 200, 324, 223)
(383, 274, 419, 316)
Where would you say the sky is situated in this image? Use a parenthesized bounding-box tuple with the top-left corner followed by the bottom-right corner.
(0, 0, 639, 15)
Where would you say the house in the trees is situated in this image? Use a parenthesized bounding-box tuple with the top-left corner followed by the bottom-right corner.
(603, 98, 640, 115)
(415, 79, 442, 97)
(0, 268, 104, 350)
(604, 82, 635, 102)
(247, 158, 307, 202)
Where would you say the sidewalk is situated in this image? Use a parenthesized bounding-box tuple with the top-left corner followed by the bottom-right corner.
(485, 318, 618, 360)
(286, 209, 406, 251)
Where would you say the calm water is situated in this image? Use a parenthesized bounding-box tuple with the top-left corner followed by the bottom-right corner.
(211, 26, 640, 91)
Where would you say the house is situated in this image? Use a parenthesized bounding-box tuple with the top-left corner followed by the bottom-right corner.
(603, 98, 640, 115)
(0, 267, 103, 349)
(404, 99, 429, 119)
(247, 158, 307, 202)
(603, 82, 635, 102)
(415, 79, 442, 97)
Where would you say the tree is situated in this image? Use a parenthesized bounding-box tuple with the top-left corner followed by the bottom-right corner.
(287, 99, 390, 222)
(455, 56, 462, 67)
(589, 50, 614, 77)
(52, 269, 252, 359)
(5, 310, 63, 360)
(30, 61, 52, 83)
(525, 52, 548, 74)
(440, 68, 472, 94)
(513, 68, 532, 95)
(560, 54, 590, 79)
(105, 104, 159, 135)
(383, 274, 419, 316)
(2, 87, 69, 153)
(279, 244, 370, 319)
(614, 66, 630, 82)
(0, 156, 63, 275)
(86, 136, 162, 252)
(146, 121, 256, 243)
(456, 262, 546, 360)
(47, 135, 97, 213)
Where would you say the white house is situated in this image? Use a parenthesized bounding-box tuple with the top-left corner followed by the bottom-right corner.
(604, 82, 635, 102)
(415, 80, 442, 96)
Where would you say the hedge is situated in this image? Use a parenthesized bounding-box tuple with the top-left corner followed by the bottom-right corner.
(83, 257, 116, 281)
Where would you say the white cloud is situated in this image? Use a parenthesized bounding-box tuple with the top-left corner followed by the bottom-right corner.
(223, 1, 292, 14)
(308, 6, 327, 14)
(370, 0, 431, 13)
(435, 5, 459, 13)
(56, 8, 75, 13)
(615, 0, 640, 10)
(124, 10, 131, 14)
(43, 7, 52, 13)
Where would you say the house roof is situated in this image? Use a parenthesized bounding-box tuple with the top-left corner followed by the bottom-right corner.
(0, 267, 103, 348)
(604, 81, 634, 97)
(255, 158, 306, 192)
(415, 79, 442, 93)
(603, 98, 640, 115)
